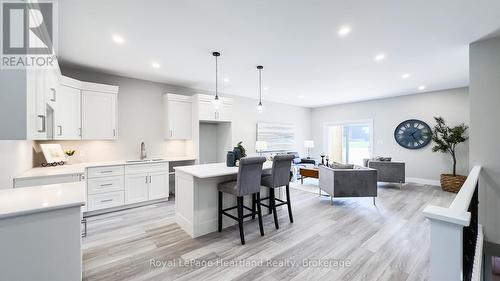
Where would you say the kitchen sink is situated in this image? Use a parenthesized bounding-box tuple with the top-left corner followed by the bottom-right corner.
(125, 159, 165, 163)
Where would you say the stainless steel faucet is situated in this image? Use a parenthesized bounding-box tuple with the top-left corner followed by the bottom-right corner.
(140, 142, 147, 160)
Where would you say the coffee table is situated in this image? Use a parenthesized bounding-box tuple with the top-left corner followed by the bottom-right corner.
(299, 167, 319, 184)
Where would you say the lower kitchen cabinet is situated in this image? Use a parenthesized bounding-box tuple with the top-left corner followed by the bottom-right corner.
(86, 162, 169, 213)
(124, 173, 149, 204)
(149, 171, 169, 200)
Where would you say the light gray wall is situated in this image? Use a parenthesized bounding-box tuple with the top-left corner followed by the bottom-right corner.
(470, 35, 500, 245)
(35, 65, 310, 164)
(0, 141, 33, 189)
(311, 88, 469, 183)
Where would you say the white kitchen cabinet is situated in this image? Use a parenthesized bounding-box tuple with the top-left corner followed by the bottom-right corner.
(124, 173, 149, 204)
(196, 94, 233, 122)
(149, 171, 169, 200)
(81, 90, 117, 140)
(54, 84, 81, 140)
(164, 94, 192, 139)
(219, 99, 234, 122)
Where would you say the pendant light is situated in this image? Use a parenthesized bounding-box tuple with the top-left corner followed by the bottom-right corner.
(257, 65, 264, 113)
(212, 52, 221, 110)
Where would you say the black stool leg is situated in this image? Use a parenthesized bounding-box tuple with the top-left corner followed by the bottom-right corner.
(252, 194, 256, 220)
(256, 192, 264, 236)
(218, 191, 223, 232)
(286, 185, 294, 223)
(270, 188, 279, 229)
(268, 188, 272, 215)
(237, 196, 245, 245)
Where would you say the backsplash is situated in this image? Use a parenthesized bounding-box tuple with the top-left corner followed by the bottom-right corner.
(34, 140, 194, 167)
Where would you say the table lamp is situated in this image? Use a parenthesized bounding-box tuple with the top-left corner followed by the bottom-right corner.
(255, 141, 267, 156)
(304, 140, 314, 159)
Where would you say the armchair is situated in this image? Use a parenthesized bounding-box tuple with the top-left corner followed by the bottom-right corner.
(319, 165, 378, 205)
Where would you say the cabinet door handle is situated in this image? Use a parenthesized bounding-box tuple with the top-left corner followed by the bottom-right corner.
(170, 130, 173, 137)
(50, 88, 56, 102)
(37, 115, 46, 133)
(113, 129, 116, 137)
(149, 175, 152, 184)
(100, 183, 113, 187)
(57, 125, 63, 136)
(100, 199, 113, 203)
(79, 128, 82, 137)
(100, 170, 113, 173)
(146, 176, 149, 184)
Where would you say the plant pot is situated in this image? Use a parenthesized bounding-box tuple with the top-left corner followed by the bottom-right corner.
(440, 174, 467, 193)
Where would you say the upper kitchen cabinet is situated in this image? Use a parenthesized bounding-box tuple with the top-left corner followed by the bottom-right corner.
(195, 94, 233, 122)
(81, 82, 119, 140)
(163, 93, 192, 140)
(54, 76, 82, 140)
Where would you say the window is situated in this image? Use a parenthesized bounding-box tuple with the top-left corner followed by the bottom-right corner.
(323, 120, 373, 166)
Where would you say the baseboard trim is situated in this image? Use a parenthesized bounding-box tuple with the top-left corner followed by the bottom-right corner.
(405, 177, 440, 186)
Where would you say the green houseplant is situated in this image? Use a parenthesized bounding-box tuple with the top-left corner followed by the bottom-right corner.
(431, 117, 468, 192)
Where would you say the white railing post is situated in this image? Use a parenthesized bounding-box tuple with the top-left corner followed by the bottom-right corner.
(423, 166, 482, 281)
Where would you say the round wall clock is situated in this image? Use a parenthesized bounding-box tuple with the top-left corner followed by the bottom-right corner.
(394, 119, 432, 149)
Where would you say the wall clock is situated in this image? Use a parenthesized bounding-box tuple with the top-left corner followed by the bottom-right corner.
(394, 119, 432, 149)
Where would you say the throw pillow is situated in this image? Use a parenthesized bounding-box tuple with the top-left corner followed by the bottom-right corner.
(329, 162, 354, 169)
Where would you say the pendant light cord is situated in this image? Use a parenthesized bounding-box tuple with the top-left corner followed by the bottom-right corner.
(215, 55, 219, 100)
(259, 68, 262, 104)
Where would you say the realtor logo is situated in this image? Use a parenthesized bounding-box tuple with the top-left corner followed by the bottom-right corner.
(1, 1, 55, 68)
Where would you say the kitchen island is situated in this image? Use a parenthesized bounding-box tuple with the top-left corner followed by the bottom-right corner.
(0, 182, 85, 281)
(174, 162, 274, 238)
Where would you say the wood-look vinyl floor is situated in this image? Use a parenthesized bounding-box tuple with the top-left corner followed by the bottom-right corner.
(82, 181, 455, 281)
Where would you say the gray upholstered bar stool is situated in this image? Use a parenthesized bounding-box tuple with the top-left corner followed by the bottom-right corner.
(258, 154, 295, 229)
(218, 156, 266, 245)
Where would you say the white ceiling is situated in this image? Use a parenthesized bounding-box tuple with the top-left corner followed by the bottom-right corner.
(58, 0, 500, 107)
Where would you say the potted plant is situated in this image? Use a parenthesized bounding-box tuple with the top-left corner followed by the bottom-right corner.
(431, 117, 468, 193)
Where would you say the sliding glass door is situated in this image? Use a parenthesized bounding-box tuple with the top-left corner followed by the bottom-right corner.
(324, 120, 373, 166)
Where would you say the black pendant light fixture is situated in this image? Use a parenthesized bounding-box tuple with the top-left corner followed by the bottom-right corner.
(212, 51, 221, 110)
(257, 65, 264, 113)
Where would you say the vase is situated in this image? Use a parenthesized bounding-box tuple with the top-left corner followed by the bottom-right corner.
(226, 151, 235, 167)
(233, 147, 241, 160)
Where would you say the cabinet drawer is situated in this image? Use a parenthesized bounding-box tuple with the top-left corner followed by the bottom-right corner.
(125, 162, 169, 174)
(87, 165, 124, 178)
(87, 176, 124, 195)
(87, 191, 124, 211)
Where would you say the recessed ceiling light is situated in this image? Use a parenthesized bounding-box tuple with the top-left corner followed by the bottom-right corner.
(338, 25, 351, 37)
(264, 87, 269, 91)
(223, 77, 230, 83)
(112, 34, 125, 44)
(374, 53, 386, 62)
(418, 85, 426, 90)
(152, 61, 160, 68)
(401, 73, 411, 79)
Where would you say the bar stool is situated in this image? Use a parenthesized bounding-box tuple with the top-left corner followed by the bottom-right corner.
(258, 154, 295, 229)
(218, 156, 266, 245)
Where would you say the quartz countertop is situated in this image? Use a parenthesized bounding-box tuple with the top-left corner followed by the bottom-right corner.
(0, 182, 85, 219)
(174, 162, 272, 179)
(16, 156, 196, 180)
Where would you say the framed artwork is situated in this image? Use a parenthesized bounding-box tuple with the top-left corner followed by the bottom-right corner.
(257, 122, 295, 152)
(40, 144, 66, 164)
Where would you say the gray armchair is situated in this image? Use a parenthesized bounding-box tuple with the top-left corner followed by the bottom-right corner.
(366, 160, 405, 188)
(319, 166, 378, 205)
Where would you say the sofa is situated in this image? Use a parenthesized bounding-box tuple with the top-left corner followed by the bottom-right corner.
(319, 165, 378, 205)
(365, 160, 405, 188)
(287, 152, 316, 180)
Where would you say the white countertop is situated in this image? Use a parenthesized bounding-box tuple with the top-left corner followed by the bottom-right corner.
(0, 182, 86, 219)
(16, 156, 196, 180)
(174, 162, 272, 178)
